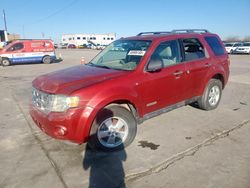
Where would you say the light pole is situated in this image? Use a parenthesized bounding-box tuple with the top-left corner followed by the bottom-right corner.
(3, 9, 8, 32)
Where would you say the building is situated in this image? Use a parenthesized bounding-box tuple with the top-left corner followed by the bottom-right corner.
(8, 34, 20, 41)
(61, 33, 116, 47)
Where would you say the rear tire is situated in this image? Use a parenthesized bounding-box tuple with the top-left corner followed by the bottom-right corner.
(1, 58, 10, 66)
(88, 105, 137, 151)
(42, 55, 51, 64)
(198, 79, 222, 110)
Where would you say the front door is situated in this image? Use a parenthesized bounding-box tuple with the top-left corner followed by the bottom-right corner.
(7, 42, 25, 63)
(139, 40, 188, 115)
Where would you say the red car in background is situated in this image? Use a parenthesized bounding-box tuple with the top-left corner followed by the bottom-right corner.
(67, 44, 76, 49)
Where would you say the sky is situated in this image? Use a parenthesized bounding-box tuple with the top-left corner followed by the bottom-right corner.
(1, 0, 250, 42)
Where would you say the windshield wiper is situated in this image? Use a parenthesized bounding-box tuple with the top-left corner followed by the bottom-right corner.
(86, 62, 95, 66)
(95, 65, 111, 69)
(87, 62, 111, 69)
(87, 62, 127, 71)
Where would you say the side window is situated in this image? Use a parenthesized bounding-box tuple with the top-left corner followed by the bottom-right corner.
(150, 40, 181, 68)
(7, 43, 24, 51)
(204, 36, 225, 56)
(182, 38, 205, 61)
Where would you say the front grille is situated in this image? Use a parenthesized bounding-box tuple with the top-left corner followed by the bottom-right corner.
(32, 88, 50, 112)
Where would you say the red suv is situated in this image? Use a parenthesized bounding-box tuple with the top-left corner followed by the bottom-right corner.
(30, 29, 230, 151)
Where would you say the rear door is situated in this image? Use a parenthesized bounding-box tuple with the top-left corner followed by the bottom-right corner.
(204, 35, 229, 83)
(140, 40, 188, 114)
(180, 37, 212, 98)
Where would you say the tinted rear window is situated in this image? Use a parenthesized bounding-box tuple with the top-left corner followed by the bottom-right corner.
(205, 36, 225, 56)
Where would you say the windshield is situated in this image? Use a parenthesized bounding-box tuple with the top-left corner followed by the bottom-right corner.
(88, 40, 151, 71)
(225, 43, 233, 47)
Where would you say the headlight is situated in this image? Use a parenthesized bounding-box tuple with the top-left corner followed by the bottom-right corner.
(50, 95, 80, 112)
(32, 88, 79, 113)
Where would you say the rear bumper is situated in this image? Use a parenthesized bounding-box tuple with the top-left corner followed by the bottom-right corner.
(29, 104, 96, 144)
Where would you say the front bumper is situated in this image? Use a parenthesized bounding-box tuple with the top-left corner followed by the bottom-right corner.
(29, 104, 96, 144)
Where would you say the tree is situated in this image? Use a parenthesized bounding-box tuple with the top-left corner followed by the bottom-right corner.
(224, 36, 240, 42)
(242, 36, 250, 42)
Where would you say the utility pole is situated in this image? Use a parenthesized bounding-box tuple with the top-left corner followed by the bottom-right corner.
(3, 9, 8, 32)
(22, 25, 25, 39)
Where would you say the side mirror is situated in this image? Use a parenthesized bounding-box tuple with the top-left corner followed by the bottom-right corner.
(147, 59, 163, 72)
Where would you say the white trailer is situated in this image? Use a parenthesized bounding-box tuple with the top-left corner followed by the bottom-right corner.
(61, 33, 116, 48)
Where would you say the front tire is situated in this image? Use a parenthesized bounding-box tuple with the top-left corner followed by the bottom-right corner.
(42, 55, 51, 64)
(198, 79, 222, 110)
(1, 58, 10, 66)
(88, 105, 137, 151)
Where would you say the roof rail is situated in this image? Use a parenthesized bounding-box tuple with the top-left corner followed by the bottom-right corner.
(137, 31, 171, 36)
(171, 29, 210, 33)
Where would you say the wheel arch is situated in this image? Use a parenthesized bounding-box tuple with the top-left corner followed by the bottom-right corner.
(104, 99, 140, 123)
(77, 98, 141, 144)
(198, 71, 226, 97)
(212, 73, 225, 89)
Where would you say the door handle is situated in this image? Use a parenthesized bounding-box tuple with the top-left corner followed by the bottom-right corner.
(204, 63, 212, 67)
(173, 71, 183, 76)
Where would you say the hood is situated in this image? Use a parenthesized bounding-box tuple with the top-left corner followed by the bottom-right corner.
(32, 65, 128, 95)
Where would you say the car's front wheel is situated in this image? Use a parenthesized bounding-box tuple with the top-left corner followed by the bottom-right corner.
(88, 105, 137, 151)
(198, 79, 222, 110)
(42, 55, 51, 64)
(1, 58, 10, 66)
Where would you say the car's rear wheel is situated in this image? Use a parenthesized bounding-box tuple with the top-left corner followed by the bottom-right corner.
(198, 79, 222, 110)
(42, 55, 51, 64)
(1, 58, 10, 66)
(88, 105, 137, 151)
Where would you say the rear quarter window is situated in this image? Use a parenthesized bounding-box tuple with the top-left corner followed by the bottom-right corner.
(204, 36, 225, 56)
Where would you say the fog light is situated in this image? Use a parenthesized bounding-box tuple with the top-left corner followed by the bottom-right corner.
(55, 126, 67, 136)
